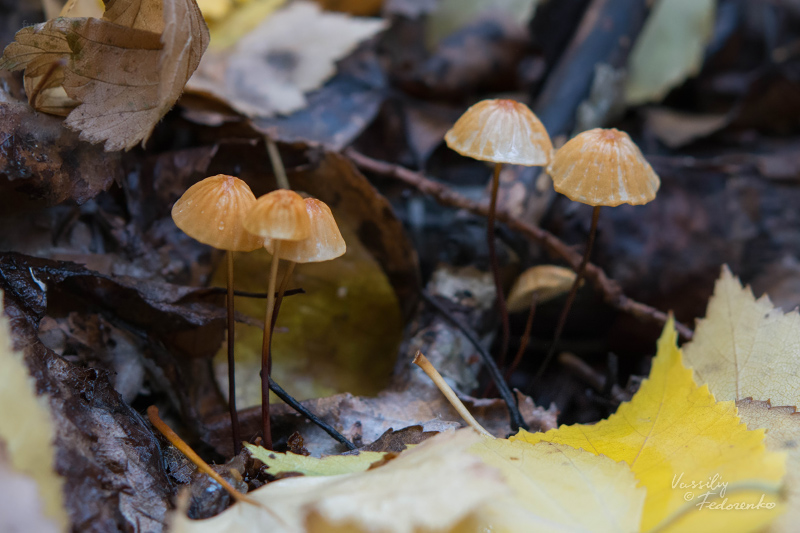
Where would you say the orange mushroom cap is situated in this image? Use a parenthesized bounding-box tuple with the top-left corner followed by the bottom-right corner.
(243, 189, 311, 241)
(266, 198, 346, 263)
(548, 128, 660, 207)
(507, 265, 578, 313)
(444, 99, 553, 166)
(171, 175, 263, 252)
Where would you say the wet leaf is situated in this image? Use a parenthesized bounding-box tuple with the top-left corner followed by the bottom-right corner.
(187, 1, 386, 118)
(425, 0, 538, 48)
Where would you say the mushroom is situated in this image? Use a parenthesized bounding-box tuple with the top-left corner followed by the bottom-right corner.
(538, 128, 660, 377)
(445, 99, 552, 366)
(505, 265, 577, 378)
(171, 174, 262, 453)
(243, 189, 311, 449)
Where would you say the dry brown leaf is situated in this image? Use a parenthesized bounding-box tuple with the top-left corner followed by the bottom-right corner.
(186, 1, 386, 118)
(737, 399, 800, 533)
(683, 266, 800, 405)
(0, 0, 209, 151)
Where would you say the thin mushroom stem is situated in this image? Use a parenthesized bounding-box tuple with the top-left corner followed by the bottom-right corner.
(506, 292, 537, 380)
(412, 352, 494, 438)
(266, 137, 290, 190)
(270, 261, 297, 334)
(487, 162, 511, 369)
(537, 205, 601, 379)
(226, 251, 241, 454)
(147, 406, 260, 507)
(261, 241, 281, 449)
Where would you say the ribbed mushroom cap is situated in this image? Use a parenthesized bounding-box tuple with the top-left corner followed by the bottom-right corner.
(507, 265, 577, 313)
(266, 199, 346, 263)
(444, 99, 552, 166)
(549, 128, 660, 207)
(244, 189, 311, 241)
(171, 175, 263, 252)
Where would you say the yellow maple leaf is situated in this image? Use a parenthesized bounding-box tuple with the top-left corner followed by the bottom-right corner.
(512, 319, 786, 532)
(468, 439, 645, 532)
(683, 266, 800, 406)
(245, 443, 389, 476)
(0, 294, 67, 531)
(738, 399, 800, 533)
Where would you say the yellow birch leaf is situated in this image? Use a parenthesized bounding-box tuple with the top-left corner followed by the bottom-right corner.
(737, 399, 800, 533)
(172, 429, 509, 533)
(245, 443, 389, 476)
(468, 439, 645, 532)
(683, 266, 800, 406)
(0, 294, 68, 530)
(512, 319, 786, 532)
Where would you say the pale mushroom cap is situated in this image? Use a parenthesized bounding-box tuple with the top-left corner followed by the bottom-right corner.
(444, 99, 553, 166)
(549, 128, 660, 207)
(507, 265, 577, 313)
(266, 199, 346, 263)
(244, 189, 311, 241)
(171, 175, 263, 252)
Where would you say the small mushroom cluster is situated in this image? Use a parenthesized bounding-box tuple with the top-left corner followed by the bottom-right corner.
(445, 100, 660, 379)
(172, 178, 345, 450)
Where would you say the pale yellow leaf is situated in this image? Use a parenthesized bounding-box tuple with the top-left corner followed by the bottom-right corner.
(625, 0, 715, 105)
(171, 429, 509, 533)
(0, 293, 67, 530)
(683, 266, 800, 406)
(187, 1, 386, 118)
(737, 399, 800, 533)
(513, 319, 786, 532)
(245, 443, 389, 476)
(468, 439, 645, 532)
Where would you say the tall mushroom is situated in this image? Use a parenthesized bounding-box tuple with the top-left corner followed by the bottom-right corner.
(171, 174, 262, 453)
(444, 99, 552, 366)
(538, 128, 660, 378)
(243, 189, 310, 449)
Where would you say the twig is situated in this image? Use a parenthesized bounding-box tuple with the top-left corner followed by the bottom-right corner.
(197, 287, 305, 299)
(268, 378, 357, 451)
(346, 149, 693, 341)
(557, 352, 630, 404)
(413, 352, 494, 438)
(420, 290, 528, 432)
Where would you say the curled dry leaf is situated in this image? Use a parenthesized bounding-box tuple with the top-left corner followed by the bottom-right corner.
(683, 266, 800, 406)
(186, 1, 386, 119)
(514, 320, 786, 532)
(0, 0, 210, 151)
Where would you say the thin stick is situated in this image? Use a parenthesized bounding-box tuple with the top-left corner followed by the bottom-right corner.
(147, 406, 259, 507)
(506, 292, 537, 380)
(261, 242, 281, 449)
(413, 352, 494, 438)
(226, 251, 241, 454)
(344, 149, 693, 340)
(266, 137, 290, 190)
(487, 162, 511, 369)
(420, 290, 528, 432)
(268, 377, 357, 450)
(199, 287, 304, 299)
(537, 206, 601, 379)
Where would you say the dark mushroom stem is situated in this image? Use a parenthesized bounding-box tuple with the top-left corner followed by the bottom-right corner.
(536, 205, 601, 379)
(506, 292, 537, 380)
(226, 251, 241, 454)
(260, 242, 282, 449)
(487, 162, 511, 369)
